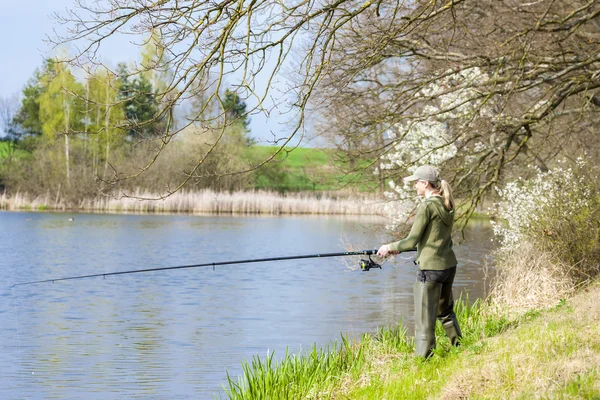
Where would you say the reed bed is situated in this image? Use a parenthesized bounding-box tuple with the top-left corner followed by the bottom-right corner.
(0, 189, 390, 216)
(0, 190, 61, 211)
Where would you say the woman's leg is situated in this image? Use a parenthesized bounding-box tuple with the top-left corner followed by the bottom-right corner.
(414, 270, 442, 358)
(414, 267, 462, 357)
(437, 269, 462, 345)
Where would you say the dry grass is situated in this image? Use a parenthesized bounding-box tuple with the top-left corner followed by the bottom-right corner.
(487, 242, 575, 316)
(439, 281, 600, 400)
(0, 189, 390, 216)
(322, 281, 600, 400)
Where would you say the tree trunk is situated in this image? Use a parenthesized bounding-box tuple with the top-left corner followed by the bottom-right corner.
(62, 74, 71, 186)
(84, 78, 90, 180)
(65, 133, 70, 184)
(104, 83, 111, 176)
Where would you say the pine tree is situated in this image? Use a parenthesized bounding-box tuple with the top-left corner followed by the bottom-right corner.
(223, 89, 249, 131)
(11, 60, 55, 137)
(117, 63, 160, 137)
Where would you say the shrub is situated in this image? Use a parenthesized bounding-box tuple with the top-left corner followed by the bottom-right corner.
(489, 156, 600, 312)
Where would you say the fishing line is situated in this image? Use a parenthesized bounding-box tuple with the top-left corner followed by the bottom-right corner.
(8, 248, 415, 384)
(12, 249, 413, 287)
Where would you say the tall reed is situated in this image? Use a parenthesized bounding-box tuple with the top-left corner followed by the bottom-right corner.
(1, 189, 389, 216)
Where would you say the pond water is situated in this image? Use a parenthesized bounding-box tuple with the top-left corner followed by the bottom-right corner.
(0, 211, 495, 399)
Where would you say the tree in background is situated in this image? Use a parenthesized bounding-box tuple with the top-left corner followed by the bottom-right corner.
(3, 47, 262, 199)
(86, 67, 126, 176)
(222, 88, 249, 132)
(116, 63, 160, 138)
(0, 94, 20, 140)
(34, 0, 599, 208)
(140, 30, 172, 97)
(11, 61, 53, 138)
(0, 94, 21, 166)
(140, 30, 175, 135)
(38, 59, 85, 185)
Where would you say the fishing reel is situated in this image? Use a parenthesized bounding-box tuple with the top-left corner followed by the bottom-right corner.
(360, 255, 381, 271)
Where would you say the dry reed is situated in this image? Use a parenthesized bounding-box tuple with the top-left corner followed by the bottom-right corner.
(0, 189, 390, 216)
(487, 242, 574, 315)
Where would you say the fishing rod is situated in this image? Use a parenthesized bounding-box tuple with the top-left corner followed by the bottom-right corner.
(12, 249, 411, 287)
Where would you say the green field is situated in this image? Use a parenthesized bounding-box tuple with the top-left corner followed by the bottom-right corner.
(246, 145, 331, 168)
(0, 140, 29, 164)
(246, 145, 377, 192)
(0, 141, 12, 159)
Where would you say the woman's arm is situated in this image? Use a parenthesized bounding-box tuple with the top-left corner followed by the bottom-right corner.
(377, 203, 430, 257)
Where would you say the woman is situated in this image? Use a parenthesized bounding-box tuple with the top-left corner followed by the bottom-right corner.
(377, 165, 462, 358)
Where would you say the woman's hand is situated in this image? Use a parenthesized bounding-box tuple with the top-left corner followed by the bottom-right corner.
(377, 244, 399, 257)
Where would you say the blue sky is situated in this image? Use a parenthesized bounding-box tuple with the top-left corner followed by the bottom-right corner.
(0, 0, 307, 144)
(0, 1, 138, 99)
(1, 1, 72, 99)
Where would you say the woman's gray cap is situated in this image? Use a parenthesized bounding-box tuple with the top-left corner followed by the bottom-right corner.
(404, 165, 440, 183)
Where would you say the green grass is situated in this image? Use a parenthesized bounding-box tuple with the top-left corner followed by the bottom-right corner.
(225, 336, 367, 400)
(0, 140, 26, 160)
(245, 146, 377, 192)
(223, 298, 499, 399)
(223, 283, 600, 399)
(0, 141, 11, 159)
(561, 370, 600, 399)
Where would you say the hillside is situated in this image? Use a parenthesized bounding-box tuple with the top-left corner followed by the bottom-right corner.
(246, 145, 376, 192)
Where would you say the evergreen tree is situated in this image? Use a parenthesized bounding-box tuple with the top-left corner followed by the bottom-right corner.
(117, 63, 160, 138)
(11, 60, 55, 137)
(222, 89, 249, 131)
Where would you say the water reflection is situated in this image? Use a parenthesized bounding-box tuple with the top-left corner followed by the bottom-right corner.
(1, 211, 495, 399)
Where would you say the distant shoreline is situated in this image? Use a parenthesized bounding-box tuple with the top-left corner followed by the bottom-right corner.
(0, 189, 390, 217)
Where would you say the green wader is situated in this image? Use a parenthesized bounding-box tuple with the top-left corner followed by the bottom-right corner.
(438, 282, 462, 346)
(413, 281, 462, 358)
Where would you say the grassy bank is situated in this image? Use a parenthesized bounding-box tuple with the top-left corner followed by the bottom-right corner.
(224, 282, 600, 399)
(246, 146, 375, 192)
(0, 189, 389, 216)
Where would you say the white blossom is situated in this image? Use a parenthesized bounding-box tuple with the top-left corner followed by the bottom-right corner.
(493, 157, 595, 251)
(379, 67, 489, 223)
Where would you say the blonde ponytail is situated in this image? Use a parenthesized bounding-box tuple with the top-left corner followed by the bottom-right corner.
(438, 179, 454, 211)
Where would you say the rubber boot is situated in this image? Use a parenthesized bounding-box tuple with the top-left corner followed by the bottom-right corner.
(438, 283, 462, 346)
(413, 281, 442, 358)
(440, 313, 462, 346)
